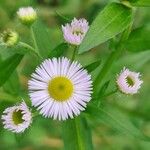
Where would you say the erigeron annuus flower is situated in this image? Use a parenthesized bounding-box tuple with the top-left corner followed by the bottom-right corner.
(62, 18, 89, 45)
(1, 101, 32, 133)
(1, 30, 19, 47)
(28, 57, 93, 121)
(17, 7, 37, 25)
(116, 67, 143, 95)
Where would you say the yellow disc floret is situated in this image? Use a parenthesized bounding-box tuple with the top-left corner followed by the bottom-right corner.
(48, 77, 74, 101)
(12, 110, 24, 125)
(126, 76, 134, 87)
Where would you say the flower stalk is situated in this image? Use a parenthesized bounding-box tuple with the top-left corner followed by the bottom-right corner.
(93, 21, 133, 94)
(30, 26, 43, 60)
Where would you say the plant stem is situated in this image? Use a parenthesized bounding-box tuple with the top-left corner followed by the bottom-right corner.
(19, 42, 40, 57)
(32, 111, 40, 117)
(30, 26, 42, 59)
(103, 89, 118, 97)
(74, 117, 85, 150)
(71, 46, 77, 61)
(19, 42, 34, 51)
(93, 23, 133, 93)
(71, 47, 85, 150)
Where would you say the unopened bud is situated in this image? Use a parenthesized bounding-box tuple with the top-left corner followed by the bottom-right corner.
(17, 7, 37, 26)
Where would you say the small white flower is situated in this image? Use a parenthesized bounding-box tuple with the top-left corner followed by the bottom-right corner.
(62, 18, 89, 45)
(1, 101, 32, 133)
(17, 7, 37, 25)
(116, 67, 143, 95)
(28, 57, 93, 121)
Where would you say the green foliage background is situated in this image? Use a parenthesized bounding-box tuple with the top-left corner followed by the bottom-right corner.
(0, 0, 150, 150)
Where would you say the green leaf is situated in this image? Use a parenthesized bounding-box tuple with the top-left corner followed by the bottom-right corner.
(0, 91, 19, 102)
(84, 60, 101, 73)
(55, 11, 71, 24)
(86, 104, 150, 141)
(0, 43, 34, 59)
(98, 80, 110, 97)
(78, 2, 133, 54)
(125, 25, 150, 52)
(31, 20, 52, 58)
(48, 43, 68, 58)
(0, 54, 23, 86)
(3, 71, 20, 95)
(128, 0, 150, 7)
(62, 117, 93, 150)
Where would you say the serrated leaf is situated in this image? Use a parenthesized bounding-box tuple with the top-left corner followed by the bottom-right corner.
(84, 60, 101, 73)
(32, 20, 51, 58)
(125, 25, 150, 52)
(62, 117, 93, 150)
(128, 0, 150, 7)
(86, 104, 150, 141)
(0, 54, 23, 86)
(78, 2, 133, 54)
(48, 43, 68, 58)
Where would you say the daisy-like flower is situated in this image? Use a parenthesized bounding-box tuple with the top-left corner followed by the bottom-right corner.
(28, 57, 92, 121)
(116, 67, 143, 95)
(1, 101, 32, 133)
(17, 7, 37, 25)
(62, 18, 89, 45)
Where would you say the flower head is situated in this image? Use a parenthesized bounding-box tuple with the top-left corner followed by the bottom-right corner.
(28, 57, 93, 121)
(62, 18, 89, 45)
(116, 67, 143, 95)
(17, 7, 37, 25)
(1, 30, 19, 47)
(1, 101, 32, 133)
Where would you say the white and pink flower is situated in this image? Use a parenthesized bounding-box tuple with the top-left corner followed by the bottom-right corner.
(62, 18, 89, 45)
(1, 101, 32, 133)
(28, 57, 93, 121)
(116, 67, 143, 95)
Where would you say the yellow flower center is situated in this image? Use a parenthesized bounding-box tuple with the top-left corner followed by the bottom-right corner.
(126, 76, 134, 87)
(48, 77, 74, 101)
(12, 110, 24, 125)
(73, 30, 84, 35)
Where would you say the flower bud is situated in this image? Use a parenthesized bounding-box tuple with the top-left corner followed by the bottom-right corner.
(1, 30, 19, 47)
(62, 18, 89, 45)
(17, 7, 37, 26)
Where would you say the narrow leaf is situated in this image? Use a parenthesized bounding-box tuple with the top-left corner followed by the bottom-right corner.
(125, 25, 150, 52)
(86, 104, 150, 141)
(62, 117, 93, 150)
(128, 0, 150, 7)
(32, 20, 51, 58)
(0, 54, 23, 86)
(48, 43, 68, 58)
(78, 2, 133, 54)
(98, 80, 110, 97)
(84, 60, 101, 73)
